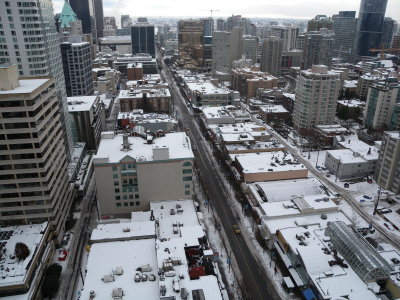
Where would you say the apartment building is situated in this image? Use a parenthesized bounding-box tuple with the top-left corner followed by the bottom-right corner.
(118, 88, 171, 113)
(293, 65, 341, 135)
(0, 64, 74, 234)
(375, 131, 400, 193)
(93, 132, 194, 218)
(231, 67, 278, 98)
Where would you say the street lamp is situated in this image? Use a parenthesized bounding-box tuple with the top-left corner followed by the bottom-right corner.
(373, 186, 382, 215)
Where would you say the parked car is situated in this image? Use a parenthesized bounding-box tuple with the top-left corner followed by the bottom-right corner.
(232, 225, 241, 234)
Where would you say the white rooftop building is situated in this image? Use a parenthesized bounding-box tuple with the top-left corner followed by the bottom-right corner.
(93, 132, 194, 218)
(80, 200, 225, 300)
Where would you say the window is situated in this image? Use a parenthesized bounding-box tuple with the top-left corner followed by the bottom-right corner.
(124, 202, 128, 207)
(129, 195, 133, 199)
(183, 169, 192, 174)
(114, 181, 119, 186)
(130, 202, 134, 206)
(112, 166, 117, 171)
(185, 190, 191, 195)
(114, 188, 120, 193)
(116, 203, 121, 207)
(135, 195, 139, 199)
(135, 201, 140, 206)
(123, 195, 127, 200)
(183, 162, 192, 167)
(116, 195, 120, 200)
(183, 176, 192, 181)
(113, 174, 118, 179)
(185, 184, 190, 189)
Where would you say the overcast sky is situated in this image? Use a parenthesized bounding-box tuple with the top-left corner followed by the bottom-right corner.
(54, 0, 400, 24)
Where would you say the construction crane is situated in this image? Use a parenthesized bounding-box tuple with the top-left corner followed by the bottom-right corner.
(369, 48, 400, 60)
(210, 9, 220, 18)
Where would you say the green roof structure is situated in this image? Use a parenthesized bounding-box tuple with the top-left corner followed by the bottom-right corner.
(59, 1, 78, 28)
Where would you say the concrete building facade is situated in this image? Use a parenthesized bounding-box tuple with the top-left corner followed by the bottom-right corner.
(212, 28, 243, 75)
(231, 67, 278, 98)
(93, 132, 194, 218)
(68, 95, 106, 151)
(118, 88, 171, 113)
(375, 131, 400, 193)
(0, 65, 74, 234)
(261, 36, 283, 77)
(0, 0, 73, 156)
(297, 30, 335, 70)
(269, 25, 299, 51)
(364, 78, 400, 131)
(293, 65, 341, 135)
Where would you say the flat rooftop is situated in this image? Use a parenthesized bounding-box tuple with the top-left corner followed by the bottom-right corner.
(118, 88, 171, 99)
(326, 149, 366, 164)
(90, 221, 156, 243)
(235, 151, 306, 174)
(67, 95, 98, 112)
(80, 239, 159, 300)
(186, 81, 229, 95)
(249, 177, 328, 203)
(117, 111, 177, 124)
(278, 225, 379, 300)
(338, 138, 379, 161)
(0, 79, 49, 95)
(225, 140, 284, 152)
(94, 132, 194, 164)
(259, 105, 289, 114)
(0, 223, 48, 288)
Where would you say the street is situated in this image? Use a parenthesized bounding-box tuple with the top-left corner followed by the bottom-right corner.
(159, 54, 279, 299)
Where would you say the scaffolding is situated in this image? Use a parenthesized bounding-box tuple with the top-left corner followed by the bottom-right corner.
(325, 221, 391, 282)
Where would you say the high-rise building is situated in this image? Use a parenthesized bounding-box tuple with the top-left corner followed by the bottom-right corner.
(201, 17, 214, 36)
(0, 64, 74, 234)
(61, 40, 94, 96)
(103, 16, 117, 36)
(242, 36, 258, 64)
(270, 25, 299, 51)
(69, 0, 97, 39)
(261, 36, 283, 76)
(332, 11, 358, 63)
(307, 15, 333, 31)
(94, 0, 104, 38)
(130, 22, 155, 57)
(121, 15, 132, 28)
(297, 30, 335, 69)
(364, 78, 400, 131)
(293, 65, 341, 135)
(381, 17, 398, 49)
(216, 18, 226, 31)
(57, 1, 83, 38)
(178, 20, 204, 68)
(212, 27, 243, 75)
(375, 132, 400, 194)
(356, 0, 388, 56)
(226, 15, 243, 31)
(0, 0, 73, 156)
(392, 33, 400, 49)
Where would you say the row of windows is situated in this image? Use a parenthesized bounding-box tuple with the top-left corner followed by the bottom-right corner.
(116, 202, 140, 207)
(115, 194, 139, 200)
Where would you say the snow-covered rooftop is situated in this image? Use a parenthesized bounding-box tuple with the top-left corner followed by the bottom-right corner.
(337, 99, 364, 108)
(225, 140, 284, 153)
(118, 88, 171, 99)
(0, 223, 48, 288)
(278, 225, 379, 300)
(93, 132, 194, 164)
(235, 151, 306, 174)
(117, 111, 177, 124)
(326, 149, 366, 164)
(186, 82, 229, 95)
(259, 104, 289, 114)
(80, 239, 159, 300)
(90, 221, 156, 243)
(338, 138, 379, 161)
(249, 177, 328, 203)
(67, 95, 98, 112)
(0, 79, 49, 95)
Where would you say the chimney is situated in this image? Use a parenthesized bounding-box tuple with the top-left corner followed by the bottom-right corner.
(0, 64, 20, 91)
